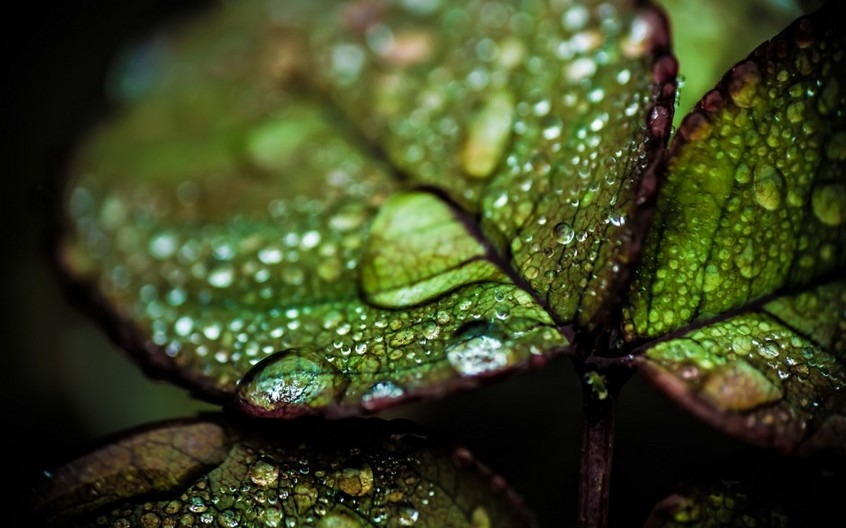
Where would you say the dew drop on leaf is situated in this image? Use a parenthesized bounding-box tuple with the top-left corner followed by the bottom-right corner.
(445, 322, 509, 377)
(397, 505, 420, 526)
(553, 222, 575, 245)
(249, 457, 280, 487)
(317, 512, 363, 528)
(752, 163, 785, 211)
(811, 183, 846, 226)
(235, 349, 341, 417)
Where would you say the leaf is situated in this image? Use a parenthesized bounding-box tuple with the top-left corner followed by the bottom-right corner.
(31, 414, 535, 528)
(295, 0, 676, 328)
(643, 450, 845, 527)
(55, 0, 674, 417)
(624, 5, 846, 452)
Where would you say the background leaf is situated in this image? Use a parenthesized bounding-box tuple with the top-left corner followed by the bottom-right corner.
(32, 414, 536, 527)
(644, 449, 845, 527)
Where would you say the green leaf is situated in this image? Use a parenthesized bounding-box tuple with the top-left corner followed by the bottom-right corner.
(636, 276, 846, 453)
(624, 4, 846, 341)
(298, 0, 676, 327)
(32, 415, 536, 527)
(56, 0, 569, 418)
(625, 5, 846, 452)
(56, 0, 674, 418)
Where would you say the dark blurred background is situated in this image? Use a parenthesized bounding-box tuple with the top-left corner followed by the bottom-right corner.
(4, 1, 807, 526)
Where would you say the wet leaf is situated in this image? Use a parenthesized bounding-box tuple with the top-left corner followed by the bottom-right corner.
(55, 0, 674, 417)
(625, 5, 846, 452)
(644, 450, 845, 527)
(294, 0, 677, 327)
(32, 414, 535, 527)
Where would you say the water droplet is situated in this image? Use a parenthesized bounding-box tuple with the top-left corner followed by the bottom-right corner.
(148, 232, 178, 260)
(529, 152, 551, 175)
(471, 506, 491, 528)
(811, 182, 846, 226)
(361, 380, 406, 411)
(250, 457, 280, 486)
(208, 264, 235, 288)
(218, 509, 240, 528)
(735, 163, 751, 184)
(329, 204, 368, 232)
(174, 316, 193, 337)
(786, 101, 805, 123)
(317, 511, 364, 528)
(562, 5, 589, 31)
(541, 115, 563, 140)
(317, 258, 342, 282)
(461, 91, 514, 178)
(445, 322, 510, 376)
(236, 349, 340, 417)
(553, 222, 575, 245)
(436, 311, 451, 325)
(332, 465, 374, 497)
(258, 247, 283, 264)
(203, 322, 222, 340)
(397, 506, 420, 526)
(566, 58, 596, 82)
(752, 163, 784, 211)
(188, 496, 207, 513)
(728, 61, 761, 108)
(282, 267, 305, 286)
(300, 230, 321, 249)
(332, 44, 365, 82)
(734, 240, 761, 279)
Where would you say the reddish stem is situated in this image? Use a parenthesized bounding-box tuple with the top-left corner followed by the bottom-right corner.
(577, 369, 618, 528)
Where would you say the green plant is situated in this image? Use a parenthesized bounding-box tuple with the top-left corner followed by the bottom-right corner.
(21, 0, 845, 526)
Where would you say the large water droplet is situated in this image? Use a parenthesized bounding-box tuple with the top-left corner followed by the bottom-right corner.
(734, 240, 761, 279)
(445, 322, 510, 376)
(460, 91, 514, 179)
(553, 222, 575, 245)
(752, 163, 784, 211)
(332, 464, 374, 497)
(249, 457, 280, 487)
(236, 349, 340, 417)
(361, 380, 406, 411)
(811, 182, 846, 226)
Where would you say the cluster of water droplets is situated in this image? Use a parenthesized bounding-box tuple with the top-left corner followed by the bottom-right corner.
(628, 15, 845, 340)
(86, 430, 509, 528)
(650, 309, 843, 420)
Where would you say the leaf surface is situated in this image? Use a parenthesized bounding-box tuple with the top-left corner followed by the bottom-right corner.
(32, 415, 535, 528)
(56, 0, 674, 417)
(625, 5, 846, 452)
(297, 0, 676, 327)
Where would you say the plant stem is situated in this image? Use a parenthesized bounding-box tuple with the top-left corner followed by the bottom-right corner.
(577, 368, 617, 528)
